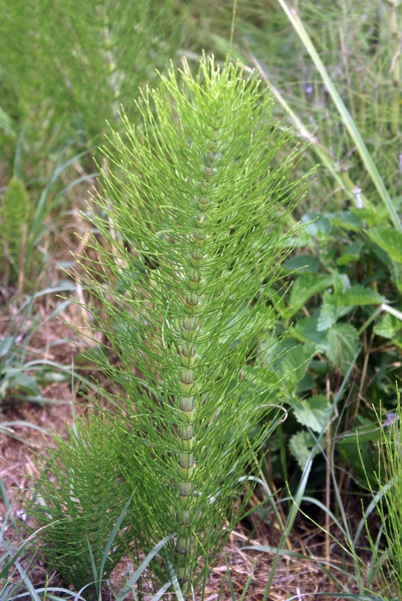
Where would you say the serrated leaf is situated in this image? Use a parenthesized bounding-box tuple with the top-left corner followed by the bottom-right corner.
(336, 240, 362, 266)
(287, 275, 333, 318)
(329, 211, 363, 231)
(339, 285, 386, 307)
(289, 430, 319, 470)
(293, 315, 329, 352)
(282, 254, 319, 274)
(280, 343, 314, 383)
(301, 211, 331, 237)
(332, 271, 350, 295)
(367, 228, 402, 263)
(293, 395, 331, 433)
(317, 291, 337, 332)
(326, 323, 359, 367)
(374, 313, 402, 339)
(296, 373, 315, 394)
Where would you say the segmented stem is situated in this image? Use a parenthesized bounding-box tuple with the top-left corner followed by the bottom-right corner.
(176, 124, 220, 586)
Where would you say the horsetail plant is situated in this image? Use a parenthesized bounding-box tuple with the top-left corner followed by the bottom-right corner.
(0, 176, 30, 291)
(72, 55, 311, 595)
(24, 412, 135, 599)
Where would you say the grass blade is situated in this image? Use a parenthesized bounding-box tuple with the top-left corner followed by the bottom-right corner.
(98, 492, 134, 586)
(1, 539, 41, 601)
(116, 533, 176, 601)
(149, 582, 172, 601)
(164, 550, 185, 601)
(275, 0, 402, 232)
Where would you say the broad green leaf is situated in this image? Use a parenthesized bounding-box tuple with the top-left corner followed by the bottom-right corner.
(338, 285, 386, 308)
(338, 432, 379, 488)
(296, 373, 315, 394)
(293, 315, 329, 352)
(326, 323, 359, 368)
(282, 254, 319, 274)
(367, 228, 402, 263)
(332, 271, 350, 295)
(309, 359, 330, 373)
(289, 430, 319, 470)
(329, 212, 363, 231)
(374, 313, 402, 339)
(0, 337, 15, 358)
(287, 275, 333, 317)
(336, 241, 362, 266)
(317, 291, 337, 332)
(301, 211, 331, 237)
(280, 343, 314, 383)
(293, 395, 331, 433)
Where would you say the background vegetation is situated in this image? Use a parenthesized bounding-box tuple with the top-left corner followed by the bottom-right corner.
(1, 0, 401, 599)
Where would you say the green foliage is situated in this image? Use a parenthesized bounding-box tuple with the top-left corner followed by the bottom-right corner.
(374, 312, 402, 340)
(0, 149, 97, 292)
(0, 0, 185, 155)
(289, 430, 318, 471)
(71, 55, 309, 592)
(3, 0, 402, 595)
(282, 254, 319, 274)
(367, 227, 402, 264)
(238, 0, 402, 448)
(24, 413, 134, 596)
(293, 394, 331, 433)
(361, 392, 402, 600)
(0, 176, 29, 286)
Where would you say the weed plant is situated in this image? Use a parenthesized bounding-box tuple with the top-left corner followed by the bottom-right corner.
(24, 413, 135, 599)
(0, 147, 96, 294)
(25, 55, 312, 596)
(0, 176, 30, 291)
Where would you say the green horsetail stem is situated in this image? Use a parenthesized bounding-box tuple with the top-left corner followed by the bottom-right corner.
(175, 123, 226, 585)
(74, 55, 310, 594)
